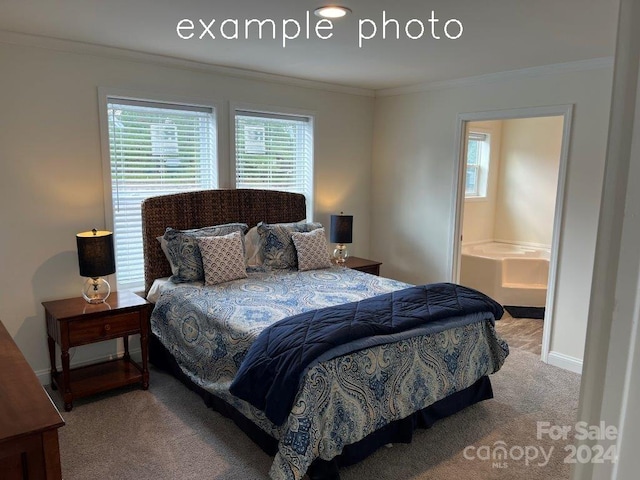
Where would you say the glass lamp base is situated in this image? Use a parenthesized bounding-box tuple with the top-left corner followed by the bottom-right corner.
(333, 244, 349, 266)
(82, 277, 111, 304)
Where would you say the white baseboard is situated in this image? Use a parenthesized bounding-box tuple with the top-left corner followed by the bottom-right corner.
(547, 351, 583, 374)
(35, 348, 142, 385)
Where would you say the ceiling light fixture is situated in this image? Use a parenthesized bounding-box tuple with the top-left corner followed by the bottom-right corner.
(314, 6, 352, 19)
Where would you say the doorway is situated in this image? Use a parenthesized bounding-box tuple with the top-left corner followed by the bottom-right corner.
(450, 105, 573, 363)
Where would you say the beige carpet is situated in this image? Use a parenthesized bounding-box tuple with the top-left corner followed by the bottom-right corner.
(50, 347, 580, 480)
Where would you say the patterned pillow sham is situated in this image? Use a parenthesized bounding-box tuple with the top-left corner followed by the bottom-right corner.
(257, 221, 322, 269)
(156, 235, 178, 275)
(197, 231, 248, 286)
(163, 222, 248, 283)
(244, 226, 263, 267)
(291, 228, 332, 271)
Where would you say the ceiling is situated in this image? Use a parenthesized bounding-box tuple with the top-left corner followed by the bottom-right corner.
(0, 0, 619, 90)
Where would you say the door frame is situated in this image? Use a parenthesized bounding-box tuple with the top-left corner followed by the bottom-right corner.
(449, 105, 574, 363)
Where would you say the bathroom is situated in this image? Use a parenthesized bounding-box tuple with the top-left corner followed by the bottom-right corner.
(459, 116, 564, 329)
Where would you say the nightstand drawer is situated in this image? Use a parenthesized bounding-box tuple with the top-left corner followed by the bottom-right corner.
(342, 257, 382, 276)
(69, 311, 140, 345)
(355, 264, 380, 276)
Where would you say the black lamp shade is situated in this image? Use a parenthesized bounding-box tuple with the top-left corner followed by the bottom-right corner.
(77, 230, 116, 278)
(330, 214, 353, 244)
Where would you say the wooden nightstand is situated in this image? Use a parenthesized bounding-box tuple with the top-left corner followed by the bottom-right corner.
(342, 256, 382, 276)
(43, 291, 151, 411)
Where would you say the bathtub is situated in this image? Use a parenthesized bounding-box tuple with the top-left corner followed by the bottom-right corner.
(460, 242, 550, 307)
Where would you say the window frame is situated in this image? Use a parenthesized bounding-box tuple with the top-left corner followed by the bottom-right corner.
(464, 130, 491, 201)
(98, 88, 222, 291)
(229, 102, 315, 220)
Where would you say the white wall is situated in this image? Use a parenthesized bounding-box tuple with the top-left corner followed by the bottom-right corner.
(0, 36, 616, 379)
(575, 0, 640, 477)
(0, 41, 375, 380)
(495, 116, 563, 247)
(462, 120, 502, 244)
(372, 66, 612, 363)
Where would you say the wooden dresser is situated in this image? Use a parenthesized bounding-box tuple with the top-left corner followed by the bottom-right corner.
(0, 320, 64, 480)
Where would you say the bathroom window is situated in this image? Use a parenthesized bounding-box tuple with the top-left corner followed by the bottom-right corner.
(465, 132, 491, 198)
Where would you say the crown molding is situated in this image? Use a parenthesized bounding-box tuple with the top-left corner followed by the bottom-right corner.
(375, 57, 615, 97)
(0, 30, 375, 98)
(0, 30, 615, 99)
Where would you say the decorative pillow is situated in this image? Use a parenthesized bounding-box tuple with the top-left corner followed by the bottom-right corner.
(291, 228, 332, 271)
(244, 226, 263, 267)
(164, 223, 248, 283)
(258, 221, 322, 269)
(197, 231, 248, 286)
(157, 235, 180, 275)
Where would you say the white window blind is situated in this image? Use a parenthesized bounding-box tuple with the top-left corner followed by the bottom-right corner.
(465, 132, 488, 198)
(106, 98, 217, 290)
(234, 110, 313, 213)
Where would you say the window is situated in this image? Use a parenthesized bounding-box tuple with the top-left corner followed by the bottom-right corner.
(234, 109, 313, 217)
(465, 132, 490, 198)
(105, 98, 217, 289)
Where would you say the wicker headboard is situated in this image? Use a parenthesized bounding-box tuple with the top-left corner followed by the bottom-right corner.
(141, 189, 306, 295)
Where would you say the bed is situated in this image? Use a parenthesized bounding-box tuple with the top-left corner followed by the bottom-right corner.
(141, 189, 509, 480)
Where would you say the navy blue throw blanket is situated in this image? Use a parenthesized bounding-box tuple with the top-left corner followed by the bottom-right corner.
(229, 282, 503, 425)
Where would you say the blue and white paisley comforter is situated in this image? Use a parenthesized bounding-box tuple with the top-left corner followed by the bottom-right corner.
(150, 267, 509, 480)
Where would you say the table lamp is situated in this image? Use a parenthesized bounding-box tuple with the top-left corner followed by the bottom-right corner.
(330, 213, 353, 265)
(76, 229, 116, 303)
